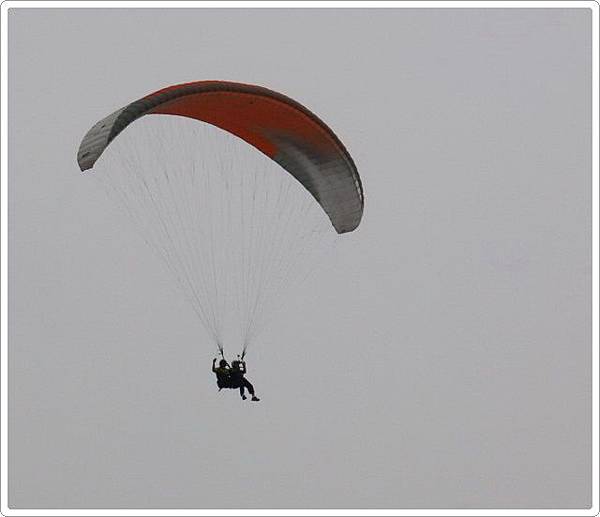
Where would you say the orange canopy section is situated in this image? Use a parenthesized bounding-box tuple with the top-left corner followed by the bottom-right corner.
(149, 81, 335, 158)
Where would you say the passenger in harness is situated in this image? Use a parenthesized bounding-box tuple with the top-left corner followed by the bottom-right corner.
(212, 358, 232, 390)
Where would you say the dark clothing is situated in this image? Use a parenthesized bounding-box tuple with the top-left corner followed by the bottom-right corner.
(236, 377, 255, 397)
(229, 368, 243, 387)
(230, 363, 254, 397)
(212, 365, 231, 389)
(217, 376, 232, 390)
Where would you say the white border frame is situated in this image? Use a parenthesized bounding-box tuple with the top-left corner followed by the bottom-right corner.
(1, 1, 597, 515)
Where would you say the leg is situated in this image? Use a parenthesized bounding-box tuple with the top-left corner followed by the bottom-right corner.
(239, 384, 246, 399)
(242, 378, 255, 396)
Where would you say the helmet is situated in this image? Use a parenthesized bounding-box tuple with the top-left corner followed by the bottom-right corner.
(219, 359, 228, 368)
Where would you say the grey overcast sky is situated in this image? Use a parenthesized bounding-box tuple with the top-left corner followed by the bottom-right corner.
(8, 7, 593, 510)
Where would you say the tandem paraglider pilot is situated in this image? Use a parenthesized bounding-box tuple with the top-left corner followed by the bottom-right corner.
(212, 358, 260, 401)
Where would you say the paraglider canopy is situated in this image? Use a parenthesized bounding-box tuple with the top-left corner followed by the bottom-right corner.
(77, 80, 364, 234)
(77, 80, 364, 357)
